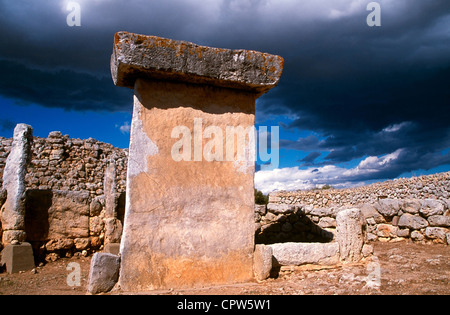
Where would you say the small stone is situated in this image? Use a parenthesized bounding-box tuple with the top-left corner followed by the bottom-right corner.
(253, 245, 273, 281)
(87, 253, 120, 294)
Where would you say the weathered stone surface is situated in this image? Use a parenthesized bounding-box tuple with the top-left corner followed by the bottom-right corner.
(318, 217, 336, 228)
(1, 230, 27, 244)
(402, 199, 421, 214)
(424, 227, 448, 242)
(376, 199, 402, 217)
(87, 252, 120, 294)
(269, 242, 339, 266)
(254, 204, 266, 216)
(428, 215, 450, 227)
(336, 208, 365, 263)
(104, 218, 122, 244)
(267, 203, 295, 214)
(420, 199, 445, 217)
(111, 31, 284, 96)
(114, 33, 283, 291)
(398, 213, 428, 230)
(1, 124, 33, 243)
(376, 224, 398, 238)
(0, 242, 35, 274)
(89, 196, 103, 217)
(360, 203, 385, 223)
(253, 244, 273, 281)
(24, 190, 89, 241)
(104, 161, 117, 219)
(118, 78, 257, 291)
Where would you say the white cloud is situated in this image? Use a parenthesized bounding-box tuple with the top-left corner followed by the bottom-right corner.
(255, 149, 404, 194)
(117, 121, 130, 134)
(382, 121, 411, 133)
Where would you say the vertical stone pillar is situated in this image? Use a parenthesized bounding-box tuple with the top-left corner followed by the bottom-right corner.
(111, 32, 283, 291)
(336, 208, 366, 263)
(104, 159, 122, 255)
(0, 124, 35, 273)
(1, 124, 33, 244)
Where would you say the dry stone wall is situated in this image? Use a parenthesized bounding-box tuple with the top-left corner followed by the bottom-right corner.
(1, 131, 128, 261)
(1, 132, 128, 196)
(269, 172, 450, 207)
(264, 172, 450, 245)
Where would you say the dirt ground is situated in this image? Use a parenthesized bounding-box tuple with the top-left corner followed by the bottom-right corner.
(0, 241, 448, 295)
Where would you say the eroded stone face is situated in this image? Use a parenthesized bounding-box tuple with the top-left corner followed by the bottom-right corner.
(112, 33, 284, 291)
(118, 79, 256, 290)
(111, 31, 284, 96)
(1, 124, 33, 244)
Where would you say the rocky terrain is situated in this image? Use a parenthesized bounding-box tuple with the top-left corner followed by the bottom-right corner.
(0, 241, 448, 295)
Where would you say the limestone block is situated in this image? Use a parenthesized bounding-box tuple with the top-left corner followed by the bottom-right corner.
(269, 242, 339, 266)
(376, 199, 402, 217)
(427, 215, 450, 227)
(266, 203, 295, 214)
(1, 124, 33, 238)
(254, 204, 266, 216)
(111, 31, 284, 96)
(398, 213, 428, 230)
(112, 33, 283, 291)
(253, 244, 273, 281)
(24, 190, 90, 241)
(118, 79, 256, 290)
(0, 242, 35, 274)
(420, 199, 445, 217)
(425, 227, 448, 242)
(336, 208, 365, 263)
(87, 253, 120, 294)
(104, 218, 122, 244)
(402, 199, 421, 214)
(104, 162, 117, 219)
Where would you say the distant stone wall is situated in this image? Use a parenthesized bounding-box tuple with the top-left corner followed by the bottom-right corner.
(1, 131, 128, 261)
(257, 199, 449, 245)
(263, 173, 450, 245)
(269, 172, 450, 207)
(1, 132, 128, 198)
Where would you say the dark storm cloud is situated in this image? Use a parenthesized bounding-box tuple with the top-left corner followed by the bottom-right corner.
(0, 0, 449, 183)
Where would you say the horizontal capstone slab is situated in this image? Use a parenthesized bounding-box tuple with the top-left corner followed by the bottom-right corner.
(111, 31, 284, 95)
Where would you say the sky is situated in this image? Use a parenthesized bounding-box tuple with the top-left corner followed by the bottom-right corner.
(0, 0, 449, 193)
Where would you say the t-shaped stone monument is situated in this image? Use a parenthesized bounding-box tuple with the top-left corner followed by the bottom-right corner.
(111, 32, 283, 291)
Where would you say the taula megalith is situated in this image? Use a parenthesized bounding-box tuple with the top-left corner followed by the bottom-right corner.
(110, 31, 283, 291)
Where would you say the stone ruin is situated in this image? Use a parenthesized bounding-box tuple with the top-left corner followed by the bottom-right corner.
(2, 31, 446, 293)
(107, 31, 284, 292)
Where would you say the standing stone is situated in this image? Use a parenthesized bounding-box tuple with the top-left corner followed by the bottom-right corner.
(104, 161, 117, 219)
(87, 252, 120, 294)
(0, 242, 35, 274)
(336, 208, 365, 263)
(1, 124, 33, 244)
(103, 160, 122, 254)
(111, 32, 283, 291)
(253, 244, 273, 281)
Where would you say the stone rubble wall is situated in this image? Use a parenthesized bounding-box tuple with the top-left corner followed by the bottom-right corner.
(0, 132, 128, 261)
(1, 132, 128, 196)
(263, 173, 450, 245)
(269, 172, 450, 207)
